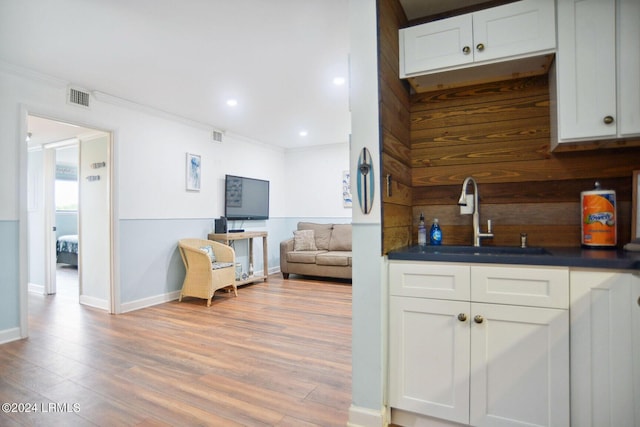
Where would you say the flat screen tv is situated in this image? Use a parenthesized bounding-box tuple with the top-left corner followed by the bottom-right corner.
(224, 174, 270, 220)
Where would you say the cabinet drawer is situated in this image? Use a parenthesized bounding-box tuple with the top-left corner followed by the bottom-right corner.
(471, 265, 569, 308)
(390, 261, 470, 300)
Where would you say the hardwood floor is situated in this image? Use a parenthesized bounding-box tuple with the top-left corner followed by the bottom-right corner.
(0, 274, 352, 426)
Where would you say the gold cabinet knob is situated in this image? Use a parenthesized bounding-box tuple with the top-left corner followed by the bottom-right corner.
(603, 115, 614, 124)
(474, 315, 484, 324)
(476, 43, 485, 51)
(458, 313, 467, 322)
(462, 46, 471, 55)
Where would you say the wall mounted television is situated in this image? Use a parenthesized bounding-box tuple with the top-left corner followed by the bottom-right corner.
(224, 174, 270, 220)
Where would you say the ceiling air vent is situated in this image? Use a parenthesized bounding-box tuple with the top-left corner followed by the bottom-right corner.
(68, 87, 90, 108)
(212, 130, 223, 142)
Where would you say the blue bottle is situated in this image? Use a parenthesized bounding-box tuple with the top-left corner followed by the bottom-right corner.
(430, 218, 442, 245)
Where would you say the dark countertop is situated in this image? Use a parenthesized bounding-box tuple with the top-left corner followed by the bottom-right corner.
(388, 245, 640, 270)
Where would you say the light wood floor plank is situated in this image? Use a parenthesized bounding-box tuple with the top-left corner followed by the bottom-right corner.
(0, 274, 352, 426)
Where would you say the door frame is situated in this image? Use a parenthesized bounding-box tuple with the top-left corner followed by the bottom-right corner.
(19, 105, 119, 338)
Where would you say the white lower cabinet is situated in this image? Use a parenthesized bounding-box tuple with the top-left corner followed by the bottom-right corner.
(389, 262, 570, 426)
(569, 270, 640, 427)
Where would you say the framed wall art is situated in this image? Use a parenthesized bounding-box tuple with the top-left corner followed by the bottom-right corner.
(343, 170, 352, 208)
(186, 153, 201, 191)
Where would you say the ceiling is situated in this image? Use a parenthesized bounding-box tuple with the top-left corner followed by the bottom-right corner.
(2, 1, 487, 149)
(1, 0, 350, 149)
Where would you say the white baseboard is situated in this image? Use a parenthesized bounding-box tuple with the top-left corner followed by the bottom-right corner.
(79, 295, 109, 311)
(348, 405, 388, 427)
(28, 282, 44, 294)
(120, 290, 181, 313)
(0, 327, 22, 345)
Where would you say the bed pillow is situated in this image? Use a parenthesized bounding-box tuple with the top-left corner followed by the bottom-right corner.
(293, 230, 318, 251)
(199, 245, 216, 262)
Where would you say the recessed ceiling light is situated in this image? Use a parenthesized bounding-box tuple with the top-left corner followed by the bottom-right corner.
(226, 99, 238, 107)
(333, 77, 346, 86)
(299, 130, 308, 137)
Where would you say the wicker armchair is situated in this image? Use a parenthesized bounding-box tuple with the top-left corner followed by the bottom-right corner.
(178, 239, 237, 306)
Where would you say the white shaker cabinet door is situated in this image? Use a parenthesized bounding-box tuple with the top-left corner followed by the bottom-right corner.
(618, 0, 640, 136)
(472, 0, 556, 63)
(570, 270, 640, 427)
(400, 14, 473, 77)
(555, 0, 617, 141)
(389, 296, 471, 424)
(469, 303, 570, 427)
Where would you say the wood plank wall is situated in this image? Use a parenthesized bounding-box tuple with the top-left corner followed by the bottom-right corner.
(379, 0, 412, 253)
(411, 75, 640, 248)
(378, 0, 640, 253)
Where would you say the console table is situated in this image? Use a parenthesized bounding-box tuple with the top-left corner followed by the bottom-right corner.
(208, 231, 268, 286)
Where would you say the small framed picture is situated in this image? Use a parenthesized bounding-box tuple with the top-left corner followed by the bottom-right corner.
(186, 153, 201, 191)
(343, 170, 352, 208)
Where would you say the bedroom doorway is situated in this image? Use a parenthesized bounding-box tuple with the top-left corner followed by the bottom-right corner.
(26, 114, 113, 312)
(48, 142, 80, 300)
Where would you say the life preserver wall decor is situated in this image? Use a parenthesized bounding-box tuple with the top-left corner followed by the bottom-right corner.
(356, 147, 374, 214)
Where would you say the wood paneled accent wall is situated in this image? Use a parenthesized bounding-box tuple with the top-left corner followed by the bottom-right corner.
(378, 0, 640, 253)
(379, 0, 412, 254)
(411, 75, 640, 248)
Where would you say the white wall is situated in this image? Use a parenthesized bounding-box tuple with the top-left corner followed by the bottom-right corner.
(285, 143, 351, 218)
(348, 0, 386, 425)
(79, 134, 110, 307)
(27, 149, 45, 289)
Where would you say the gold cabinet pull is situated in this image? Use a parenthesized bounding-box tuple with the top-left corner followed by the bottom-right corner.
(462, 46, 471, 55)
(476, 43, 485, 51)
(458, 313, 467, 322)
(474, 315, 484, 324)
(603, 115, 614, 124)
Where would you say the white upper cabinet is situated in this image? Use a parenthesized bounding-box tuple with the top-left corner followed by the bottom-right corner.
(399, 0, 556, 89)
(400, 14, 473, 76)
(471, 0, 556, 63)
(552, 0, 640, 147)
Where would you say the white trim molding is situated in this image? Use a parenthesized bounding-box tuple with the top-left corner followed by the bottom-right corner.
(0, 327, 22, 345)
(348, 405, 389, 427)
(120, 290, 181, 313)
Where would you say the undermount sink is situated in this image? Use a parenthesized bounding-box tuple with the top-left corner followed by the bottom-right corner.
(419, 245, 551, 256)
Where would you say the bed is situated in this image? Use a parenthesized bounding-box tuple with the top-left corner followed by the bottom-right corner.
(56, 234, 78, 267)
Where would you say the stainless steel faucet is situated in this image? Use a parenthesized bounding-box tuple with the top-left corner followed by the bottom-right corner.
(457, 176, 494, 246)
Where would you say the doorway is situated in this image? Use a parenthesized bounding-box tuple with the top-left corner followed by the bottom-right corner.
(26, 114, 114, 312)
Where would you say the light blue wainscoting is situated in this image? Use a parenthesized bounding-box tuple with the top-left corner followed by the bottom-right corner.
(118, 218, 212, 305)
(118, 217, 352, 310)
(118, 217, 293, 307)
(0, 220, 20, 333)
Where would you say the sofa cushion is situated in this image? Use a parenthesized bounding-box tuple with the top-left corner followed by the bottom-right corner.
(293, 229, 317, 251)
(316, 251, 352, 267)
(287, 250, 326, 264)
(329, 224, 352, 251)
(298, 222, 333, 250)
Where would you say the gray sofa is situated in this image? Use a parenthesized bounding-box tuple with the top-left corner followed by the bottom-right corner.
(280, 222, 352, 280)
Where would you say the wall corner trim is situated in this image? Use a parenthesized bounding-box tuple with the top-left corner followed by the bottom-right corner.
(0, 327, 22, 345)
(348, 404, 388, 427)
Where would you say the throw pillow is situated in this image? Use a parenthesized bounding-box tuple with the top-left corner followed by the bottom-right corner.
(297, 222, 332, 250)
(293, 229, 318, 251)
(199, 245, 216, 262)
